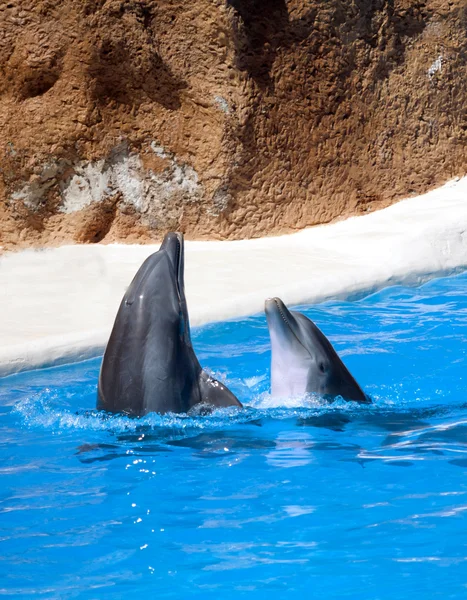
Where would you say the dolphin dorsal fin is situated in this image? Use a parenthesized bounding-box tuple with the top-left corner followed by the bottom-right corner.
(198, 371, 243, 409)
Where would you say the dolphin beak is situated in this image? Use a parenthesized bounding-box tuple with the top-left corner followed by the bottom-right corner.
(160, 232, 184, 288)
(265, 297, 289, 320)
(265, 297, 280, 313)
(265, 298, 278, 324)
(160, 231, 183, 254)
(265, 298, 301, 344)
(265, 297, 288, 332)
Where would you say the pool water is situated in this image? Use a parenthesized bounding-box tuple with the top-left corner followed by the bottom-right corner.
(1, 273, 467, 599)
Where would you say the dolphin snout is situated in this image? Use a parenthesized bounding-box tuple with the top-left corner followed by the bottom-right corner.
(265, 297, 287, 314)
(265, 297, 280, 309)
(265, 298, 286, 328)
(160, 231, 183, 250)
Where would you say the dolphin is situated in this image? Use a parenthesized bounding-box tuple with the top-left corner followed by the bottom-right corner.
(265, 297, 370, 403)
(97, 232, 242, 416)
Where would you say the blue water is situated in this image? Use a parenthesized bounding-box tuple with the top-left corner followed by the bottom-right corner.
(1, 273, 467, 599)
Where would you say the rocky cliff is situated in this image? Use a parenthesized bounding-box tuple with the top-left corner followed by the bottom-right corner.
(0, 0, 466, 249)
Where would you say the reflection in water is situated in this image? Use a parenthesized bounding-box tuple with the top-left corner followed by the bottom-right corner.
(298, 412, 351, 431)
(71, 408, 467, 467)
(353, 418, 467, 467)
(266, 431, 314, 468)
(167, 431, 275, 456)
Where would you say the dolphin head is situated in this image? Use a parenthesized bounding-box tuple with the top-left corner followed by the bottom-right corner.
(265, 297, 370, 403)
(98, 232, 198, 415)
(98, 232, 242, 416)
(123, 231, 191, 346)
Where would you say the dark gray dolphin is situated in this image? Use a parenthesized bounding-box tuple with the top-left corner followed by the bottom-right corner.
(265, 297, 370, 403)
(97, 232, 242, 416)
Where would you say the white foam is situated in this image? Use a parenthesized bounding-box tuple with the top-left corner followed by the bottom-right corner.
(1, 177, 467, 376)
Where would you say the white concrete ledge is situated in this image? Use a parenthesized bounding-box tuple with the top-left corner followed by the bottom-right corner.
(1, 177, 467, 377)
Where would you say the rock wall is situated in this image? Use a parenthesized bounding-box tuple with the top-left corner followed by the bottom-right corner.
(0, 0, 466, 249)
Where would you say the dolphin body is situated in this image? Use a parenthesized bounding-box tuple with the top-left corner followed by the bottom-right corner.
(97, 233, 242, 416)
(265, 297, 370, 403)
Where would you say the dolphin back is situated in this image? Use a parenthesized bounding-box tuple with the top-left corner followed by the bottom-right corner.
(198, 370, 243, 409)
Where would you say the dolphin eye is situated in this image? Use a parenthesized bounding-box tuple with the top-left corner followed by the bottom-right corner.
(319, 362, 326, 373)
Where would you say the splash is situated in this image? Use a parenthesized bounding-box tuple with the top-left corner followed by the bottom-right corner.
(12, 377, 445, 439)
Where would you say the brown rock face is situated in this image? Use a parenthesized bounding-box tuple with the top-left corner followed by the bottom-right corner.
(0, 0, 466, 249)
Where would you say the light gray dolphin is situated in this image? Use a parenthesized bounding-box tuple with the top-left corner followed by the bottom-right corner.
(265, 297, 370, 403)
(97, 232, 242, 416)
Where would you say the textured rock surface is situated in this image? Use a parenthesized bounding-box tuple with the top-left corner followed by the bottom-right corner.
(0, 0, 466, 249)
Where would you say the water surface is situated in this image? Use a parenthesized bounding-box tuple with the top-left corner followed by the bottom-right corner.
(1, 273, 467, 598)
